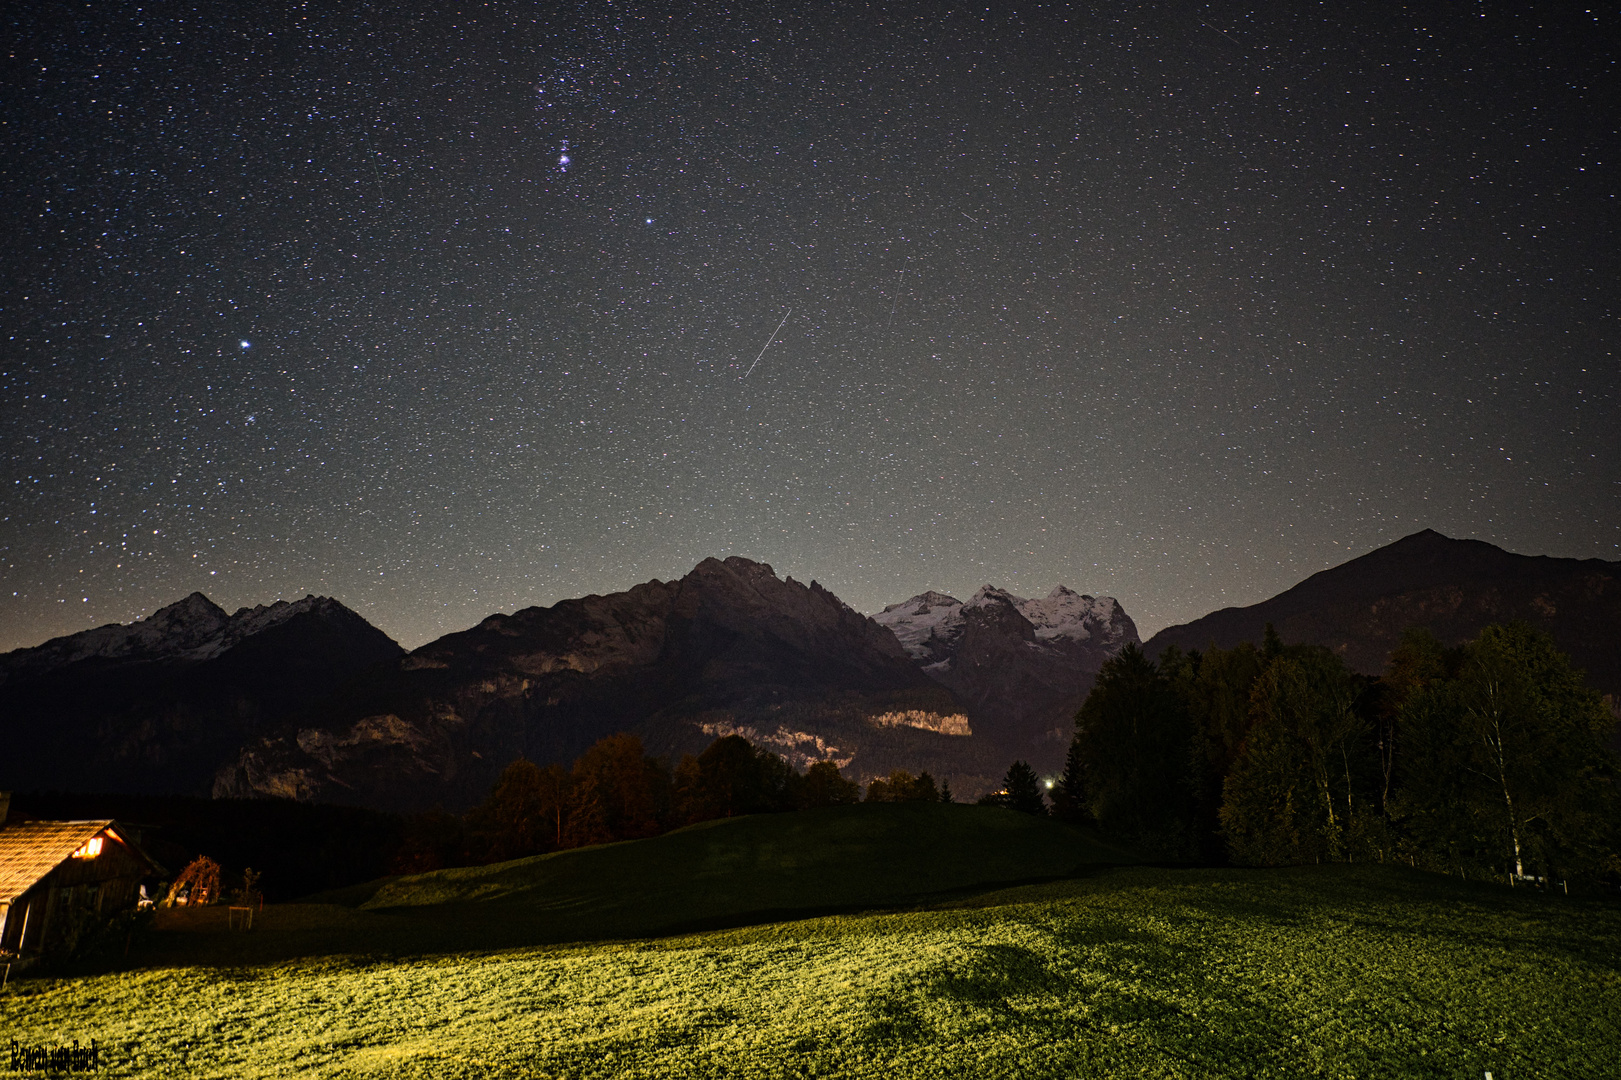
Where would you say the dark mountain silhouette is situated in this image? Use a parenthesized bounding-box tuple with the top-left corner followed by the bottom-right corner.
(1145, 530, 1621, 698)
(0, 594, 405, 796)
(215, 557, 992, 810)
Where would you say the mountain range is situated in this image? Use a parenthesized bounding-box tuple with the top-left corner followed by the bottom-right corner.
(5, 529, 1616, 811)
(0, 594, 403, 795)
(215, 556, 992, 809)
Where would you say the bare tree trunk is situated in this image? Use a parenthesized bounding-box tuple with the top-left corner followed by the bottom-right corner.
(1490, 719, 1524, 878)
(1341, 743, 1356, 862)
(1478, 675, 1525, 878)
(1312, 755, 1340, 861)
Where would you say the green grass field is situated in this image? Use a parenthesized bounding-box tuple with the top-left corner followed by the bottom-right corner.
(4, 805, 1618, 1078)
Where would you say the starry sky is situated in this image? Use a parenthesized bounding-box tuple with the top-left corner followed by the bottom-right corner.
(3, 1, 1617, 653)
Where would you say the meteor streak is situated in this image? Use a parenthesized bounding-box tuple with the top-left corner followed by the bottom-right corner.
(742, 308, 791, 379)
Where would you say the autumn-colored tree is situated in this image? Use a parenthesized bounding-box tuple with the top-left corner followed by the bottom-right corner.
(466, 757, 573, 862)
(675, 735, 794, 822)
(565, 733, 671, 846)
(795, 760, 861, 808)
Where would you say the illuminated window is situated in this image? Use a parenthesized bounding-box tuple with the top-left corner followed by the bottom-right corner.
(71, 837, 104, 859)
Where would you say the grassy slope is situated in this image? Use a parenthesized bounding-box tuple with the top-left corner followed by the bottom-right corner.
(4, 865, 1617, 1078)
(4, 807, 1618, 1078)
(359, 801, 1134, 921)
(79, 803, 1129, 969)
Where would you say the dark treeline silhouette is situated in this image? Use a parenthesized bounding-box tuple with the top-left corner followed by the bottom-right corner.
(1055, 622, 1621, 886)
(976, 761, 1048, 816)
(395, 734, 955, 872)
(864, 768, 943, 803)
(6, 791, 403, 901)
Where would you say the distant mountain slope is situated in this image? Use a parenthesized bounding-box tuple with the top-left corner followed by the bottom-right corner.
(217, 557, 993, 810)
(1144, 530, 1621, 696)
(0, 594, 404, 795)
(875, 585, 1139, 772)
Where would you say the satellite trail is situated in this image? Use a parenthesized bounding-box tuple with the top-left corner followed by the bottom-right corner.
(742, 309, 791, 379)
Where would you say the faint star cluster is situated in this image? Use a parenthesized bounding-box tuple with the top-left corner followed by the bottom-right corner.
(1, 2, 1616, 652)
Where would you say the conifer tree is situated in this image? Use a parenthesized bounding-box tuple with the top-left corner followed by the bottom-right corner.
(1048, 740, 1091, 825)
(1001, 760, 1046, 816)
(1071, 644, 1196, 856)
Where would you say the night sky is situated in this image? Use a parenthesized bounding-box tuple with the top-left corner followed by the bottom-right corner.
(3, 2, 1616, 653)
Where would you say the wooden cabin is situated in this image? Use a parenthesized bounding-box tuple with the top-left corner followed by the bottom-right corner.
(0, 792, 163, 965)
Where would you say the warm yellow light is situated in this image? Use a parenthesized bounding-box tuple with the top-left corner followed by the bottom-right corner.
(71, 836, 104, 859)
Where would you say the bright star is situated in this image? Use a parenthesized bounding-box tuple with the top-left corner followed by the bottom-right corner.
(239, 340, 250, 349)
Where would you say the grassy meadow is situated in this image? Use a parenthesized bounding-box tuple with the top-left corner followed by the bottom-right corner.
(3, 806, 1618, 1078)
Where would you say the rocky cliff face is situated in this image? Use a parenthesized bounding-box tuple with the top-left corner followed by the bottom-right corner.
(874, 584, 1140, 772)
(215, 557, 997, 810)
(0, 595, 405, 796)
(1144, 530, 1621, 700)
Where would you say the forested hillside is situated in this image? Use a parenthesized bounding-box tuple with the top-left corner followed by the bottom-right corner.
(1057, 622, 1621, 887)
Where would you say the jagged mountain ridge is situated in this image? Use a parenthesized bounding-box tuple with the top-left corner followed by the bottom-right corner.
(875, 584, 1140, 773)
(876, 585, 1136, 665)
(0, 593, 385, 685)
(1144, 529, 1621, 698)
(216, 557, 999, 810)
(0, 594, 405, 795)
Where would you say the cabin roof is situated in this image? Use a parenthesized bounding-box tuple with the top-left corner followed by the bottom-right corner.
(0, 820, 147, 904)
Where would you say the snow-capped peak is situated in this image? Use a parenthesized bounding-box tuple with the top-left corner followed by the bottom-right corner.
(964, 584, 1026, 610)
(1016, 586, 1125, 644)
(872, 591, 965, 662)
(874, 582, 1139, 663)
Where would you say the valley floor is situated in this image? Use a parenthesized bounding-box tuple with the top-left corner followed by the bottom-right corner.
(3, 864, 1617, 1078)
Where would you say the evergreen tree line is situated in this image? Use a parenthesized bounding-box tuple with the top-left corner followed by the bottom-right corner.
(1050, 622, 1621, 885)
(393, 735, 954, 872)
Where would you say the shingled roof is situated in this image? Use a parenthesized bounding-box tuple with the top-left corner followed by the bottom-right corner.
(0, 820, 119, 903)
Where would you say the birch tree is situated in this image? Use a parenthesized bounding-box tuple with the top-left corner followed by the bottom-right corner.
(1395, 623, 1620, 881)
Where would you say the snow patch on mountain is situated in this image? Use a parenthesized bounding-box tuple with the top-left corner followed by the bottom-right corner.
(1, 592, 378, 684)
(7, 592, 231, 671)
(1016, 586, 1135, 648)
(181, 596, 345, 660)
(872, 590, 965, 662)
(877, 584, 1137, 664)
